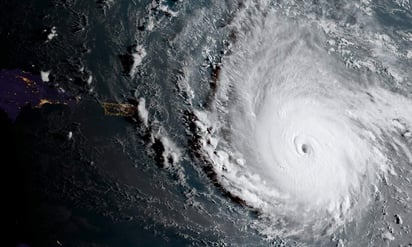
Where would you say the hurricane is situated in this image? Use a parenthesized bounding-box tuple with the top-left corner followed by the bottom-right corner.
(192, 0, 412, 242)
(5, 0, 412, 246)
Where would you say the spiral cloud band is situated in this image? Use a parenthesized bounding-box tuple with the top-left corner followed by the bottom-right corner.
(195, 9, 412, 240)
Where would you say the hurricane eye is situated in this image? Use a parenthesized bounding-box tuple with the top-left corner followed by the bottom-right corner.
(301, 143, 309, 154)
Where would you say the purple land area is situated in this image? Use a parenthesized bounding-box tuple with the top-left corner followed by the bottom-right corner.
(0, 69, 74, 121)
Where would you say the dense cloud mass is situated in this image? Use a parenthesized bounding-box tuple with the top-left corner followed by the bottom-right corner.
(193, 1, 412, 243)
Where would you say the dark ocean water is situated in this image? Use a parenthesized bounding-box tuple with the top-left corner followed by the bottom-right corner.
(2, 0, 412, 246)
